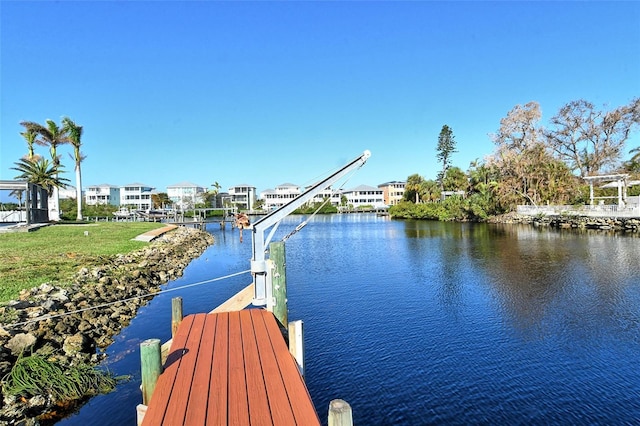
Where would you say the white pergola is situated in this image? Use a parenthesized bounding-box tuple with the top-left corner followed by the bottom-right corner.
(0, 180, 49, 224)
(583, 174, 640, 207)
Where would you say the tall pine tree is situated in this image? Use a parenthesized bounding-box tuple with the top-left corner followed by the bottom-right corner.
(436, 125, 457, 189)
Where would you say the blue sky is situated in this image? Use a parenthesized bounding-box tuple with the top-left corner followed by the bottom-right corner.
(1, 1, 639, 198)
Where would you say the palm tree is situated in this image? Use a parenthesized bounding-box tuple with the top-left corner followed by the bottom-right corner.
(210, 181, 222, 207)
(625, 146, 640, 172)
(20, 119, 69, 220)
(9, 189, 25, 209)
(20, 128, 43, 161)
(151, 192, 170, 209)
(62, 117, 85, 220)
(405, 174, 425, 203)
(12, 158, 70, 196)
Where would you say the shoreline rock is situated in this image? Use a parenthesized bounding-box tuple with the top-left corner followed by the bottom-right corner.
(0, 226, 214, 424)
(487, 212, 640, 232)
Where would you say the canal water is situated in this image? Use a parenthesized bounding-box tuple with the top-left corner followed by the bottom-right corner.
(58, 214, 640, 425)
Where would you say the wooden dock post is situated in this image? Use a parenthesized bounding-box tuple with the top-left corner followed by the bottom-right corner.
(328, 399, 353, 426)
(288, 320, 304, 377)
(171, 297, 183, 338)
(140, 338, 162, 405)
(270, 241, 287, 328)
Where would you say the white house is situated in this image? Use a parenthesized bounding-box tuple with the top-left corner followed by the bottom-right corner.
(229, 184, 257, 211)
(260, 183, 302, 211)
(307, 186, 342, 207)
(85, 184, 120, 206)
(167, 181, 206, 210)
(120, 183, 154, 210)
(341, 185, 386, 209)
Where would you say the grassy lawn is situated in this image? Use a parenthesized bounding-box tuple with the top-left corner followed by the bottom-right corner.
(0, 222, 166, 304)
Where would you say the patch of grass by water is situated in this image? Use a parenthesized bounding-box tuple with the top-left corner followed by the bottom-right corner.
(0, 222, 165, 304)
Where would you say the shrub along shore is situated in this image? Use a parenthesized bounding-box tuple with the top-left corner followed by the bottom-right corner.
(0, 224, 214, 424)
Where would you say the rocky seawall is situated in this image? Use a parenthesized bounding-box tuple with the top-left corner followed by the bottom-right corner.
(0, 226, 214, 424)
(488, 212, 640, 232)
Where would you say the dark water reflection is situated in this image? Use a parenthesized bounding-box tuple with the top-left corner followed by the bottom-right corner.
(59, 215, 640, 425)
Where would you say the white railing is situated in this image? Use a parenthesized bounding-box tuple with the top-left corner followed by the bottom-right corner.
(517, 205, 640, 218)
(0, 210, 27, 222)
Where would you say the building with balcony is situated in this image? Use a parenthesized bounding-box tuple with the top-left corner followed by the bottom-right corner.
(260, 183, 301, 211)
(167, 181, 206, 210)
(378, 181, 406, 206)
(120, 183, 154, 210)
(85, 184, 120, 206)
(308, 187, 342, 207)
(229, 184, 256, 211)
(341, 185, 386, 209)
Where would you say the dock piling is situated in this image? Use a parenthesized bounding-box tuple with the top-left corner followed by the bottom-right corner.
(270, 241, 287, 327)
(140, 338, 162, 405)
(171, 297, 183, 338)
(288, 320, 305, 377)
(328, 399, 353, 426)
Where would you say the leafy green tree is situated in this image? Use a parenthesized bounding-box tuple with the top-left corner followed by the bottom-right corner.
(436, 125, 457, 189)
(61, 117, 85, 220)
(151, 192, 170, 209)
(404, 173, 425, 203)
(467, 160, 502, 218)
(442, 166, 467, 192)
(19, 119, 70, 220)
(421, 179, 440, 202)
(12, 158, 69, 196)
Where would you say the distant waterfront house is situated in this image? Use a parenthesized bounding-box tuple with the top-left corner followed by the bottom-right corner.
(120, 183, 154, 210)
(260, 183, 302, 211)
(378, 181, 406, 206)
(85, 184, 121, 206)
(167, 181, 206, 210)
(441, 190, 466, 201)
(229, 184, 256, 211)
(341, 185, 386, 209)
(307, 186, 341, 206)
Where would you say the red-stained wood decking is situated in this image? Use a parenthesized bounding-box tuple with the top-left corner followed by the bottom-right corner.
(142, 310, 320, 426)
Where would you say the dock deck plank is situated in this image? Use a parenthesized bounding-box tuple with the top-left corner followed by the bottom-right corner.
(207, 313, 229, 425)
(142, 309, 320, 426)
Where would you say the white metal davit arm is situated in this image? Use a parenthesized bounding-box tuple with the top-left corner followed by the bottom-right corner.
(250, 150, 371, 308)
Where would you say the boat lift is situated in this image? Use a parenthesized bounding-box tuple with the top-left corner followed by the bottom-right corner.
(250, 150, 371, 309)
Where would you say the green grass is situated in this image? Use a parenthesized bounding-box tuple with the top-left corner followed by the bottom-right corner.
(0, 222, 165, 304)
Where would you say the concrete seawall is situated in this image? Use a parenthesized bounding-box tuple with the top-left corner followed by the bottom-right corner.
(489, 212, 640, 232)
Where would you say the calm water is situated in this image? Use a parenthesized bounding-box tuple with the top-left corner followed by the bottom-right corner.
(58, 214, 640, 425)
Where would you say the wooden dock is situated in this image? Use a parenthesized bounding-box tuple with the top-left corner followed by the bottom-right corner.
(140, 309, 321, 425)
